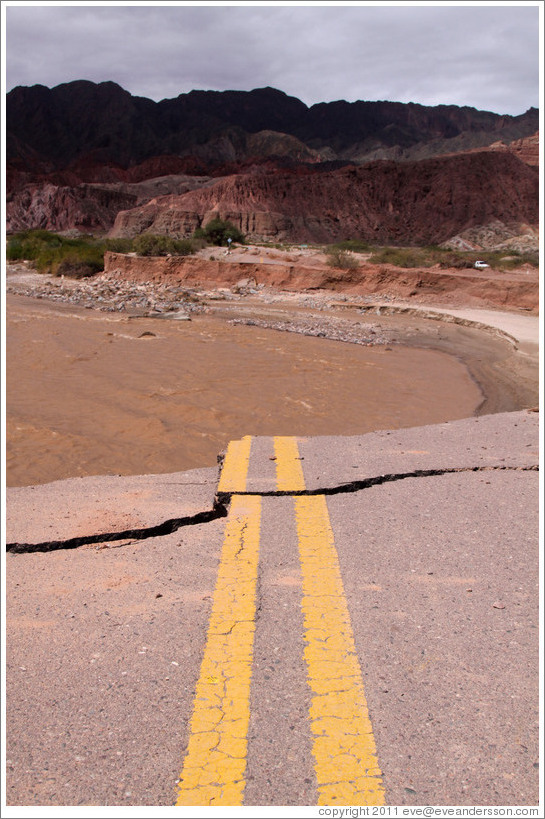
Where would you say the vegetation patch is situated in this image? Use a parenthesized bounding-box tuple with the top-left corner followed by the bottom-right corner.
(55, 257, 104, 279)
(367, 245, 538, 271)
(368, 246, 444, 268)
(7, 231, 106, 276)
(132, 234, 197, 257)
(325, 248, 359, 270)
(255, 241, 296, 251)
(193, 218, 245, 246)
(7, 230, 536, 278)
(470, 249, 538, 270)
(6, 230, 204, 276)
(328, 239, 371, 253)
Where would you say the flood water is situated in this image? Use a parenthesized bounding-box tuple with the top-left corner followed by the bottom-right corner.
(5, 294, 491, 487)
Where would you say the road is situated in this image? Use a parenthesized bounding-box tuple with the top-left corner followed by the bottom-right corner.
(4, 411, 540, 808)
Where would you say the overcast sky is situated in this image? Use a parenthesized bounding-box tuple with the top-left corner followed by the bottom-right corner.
(2, 1, 542, 116)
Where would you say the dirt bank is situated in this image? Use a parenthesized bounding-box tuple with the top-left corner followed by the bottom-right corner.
(104, 250, 539, 313)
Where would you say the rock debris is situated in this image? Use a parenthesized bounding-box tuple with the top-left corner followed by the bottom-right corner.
(6, 270, 207, 317)
(6, 265, 398, 346)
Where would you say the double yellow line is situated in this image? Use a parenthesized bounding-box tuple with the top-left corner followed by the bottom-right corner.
(176, 436, 385, 806)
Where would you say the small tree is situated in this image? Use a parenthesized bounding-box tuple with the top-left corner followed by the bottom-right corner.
(194, 218, 244, 247)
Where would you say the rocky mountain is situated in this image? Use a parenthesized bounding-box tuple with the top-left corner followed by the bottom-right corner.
(110, 152, 539, 246)
(7, 80, 539, 170)
(464, 132, 539, 166)
(5, 80, 540, 244)
(7, 80, 539, 173)
(5, 174, 219, 234)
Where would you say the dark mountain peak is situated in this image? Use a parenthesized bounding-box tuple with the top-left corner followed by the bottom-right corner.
(55, 78, 124, 92)
(248, 86, 307, 102)
(7, 82, 49, 97)
(6, 80, 539, 243)
(6, 80, 539, 177)
(8, 78, 131, 99)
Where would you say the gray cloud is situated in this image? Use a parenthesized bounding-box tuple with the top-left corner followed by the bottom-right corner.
(4, 2, 541, 115)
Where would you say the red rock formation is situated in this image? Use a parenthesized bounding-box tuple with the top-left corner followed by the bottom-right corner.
(6, 82, 539, 242)
(5, 173, 221, 234)
(457, 132, 539, 167)
(110, 151, 539, 246)
(5, 184, 139, 234)
(501, 132, 539, 166)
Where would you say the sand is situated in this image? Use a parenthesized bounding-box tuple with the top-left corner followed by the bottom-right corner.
(5, 281, 538, 488)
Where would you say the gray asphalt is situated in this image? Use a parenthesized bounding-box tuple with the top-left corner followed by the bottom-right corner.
(6, 466, 220, 546)
(4, 410, 540, 808)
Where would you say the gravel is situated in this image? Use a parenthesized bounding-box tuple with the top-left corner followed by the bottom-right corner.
(6, 268, 207, 317)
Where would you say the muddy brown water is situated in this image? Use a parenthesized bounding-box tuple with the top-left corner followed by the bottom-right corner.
(5, 293, 537, 488)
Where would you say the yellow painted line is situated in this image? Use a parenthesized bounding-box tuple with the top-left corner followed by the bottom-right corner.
(272, 436, 385, 806)
(176, 494, 261, 806)
(217, 435, 252, 494)
(295, 495, 386, 805)
(273, 435, 306, 491)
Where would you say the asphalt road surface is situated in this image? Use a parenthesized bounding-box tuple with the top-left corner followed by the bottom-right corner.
(5, 411, 540, 809)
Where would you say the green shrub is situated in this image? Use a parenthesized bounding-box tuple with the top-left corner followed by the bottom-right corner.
(476, 250, 539, 270)
(326, 248, 359, 270)
(6, 230, 108, 275)
(133, 234, 197, 257)
(368, 247, 430, 268)
(6, 238, 25, 261)
(104, 237, 135, 253)
(23, 229, 63, 244)
(55, 257, 103, 278)
(171, 238, 199, 256)
(6, 229, 200, 273)
(328, 239, 371, 253)
(367, 245, 539, 271)
(194, 218, 244, 246)
(497, 251, 538, 269)
(437, 252, 476, 269)
(7, 230, 62, 264)
(189, 235, 207, 251)
(255, 241, 290, 250)
(133, 234, 169, 256)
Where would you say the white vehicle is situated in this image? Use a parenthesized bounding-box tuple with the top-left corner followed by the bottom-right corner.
(474, 260, 489, 270)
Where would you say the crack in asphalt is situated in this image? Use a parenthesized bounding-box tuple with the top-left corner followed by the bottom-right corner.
(6, 464, 537, 554)
(216, 463, 538, 503)
(6, 499, 229, 554)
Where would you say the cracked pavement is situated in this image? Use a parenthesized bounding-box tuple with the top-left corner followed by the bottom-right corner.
(4, 410, 540, 806)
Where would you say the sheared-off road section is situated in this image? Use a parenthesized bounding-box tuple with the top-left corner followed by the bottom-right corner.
(5, 411, 539, 807)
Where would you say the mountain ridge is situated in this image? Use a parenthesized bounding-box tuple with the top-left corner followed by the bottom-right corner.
(5, 80, 540, 245)
(109, 152, 539, 246)
(7, 80, 539, 172)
